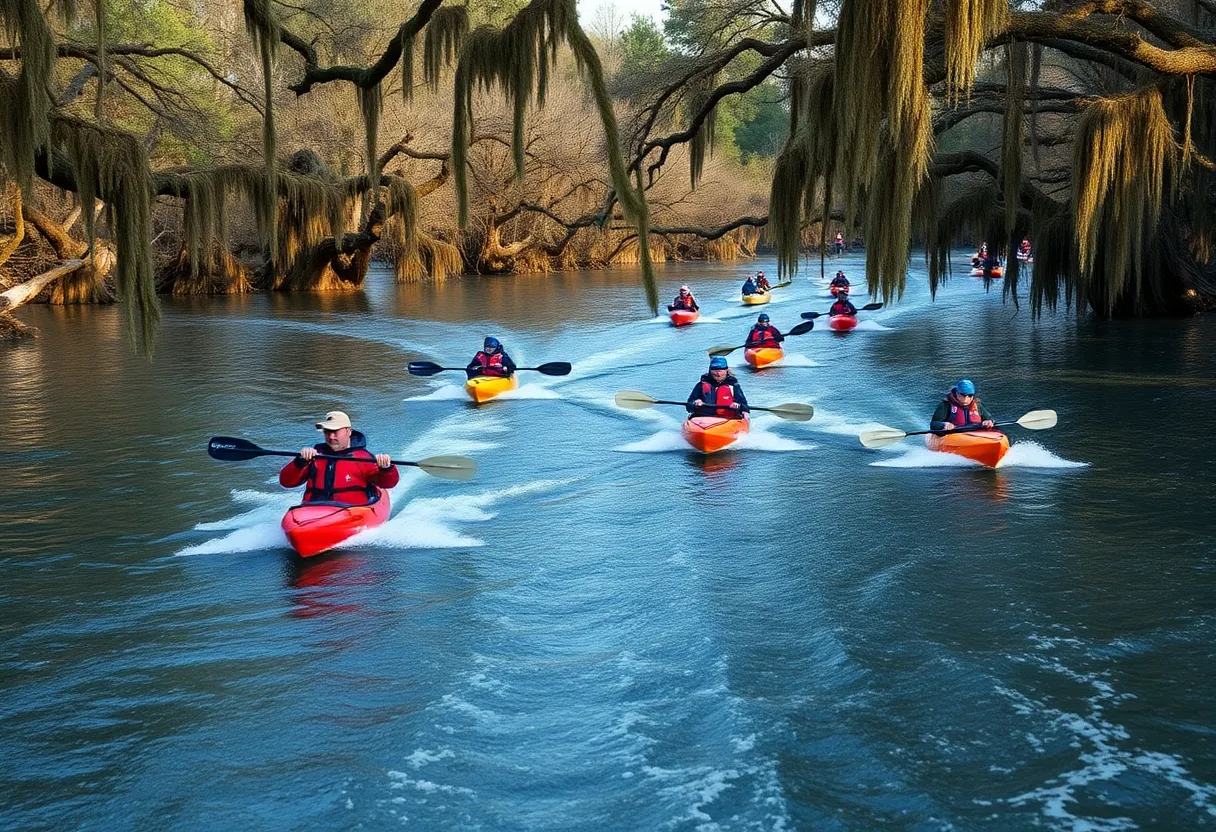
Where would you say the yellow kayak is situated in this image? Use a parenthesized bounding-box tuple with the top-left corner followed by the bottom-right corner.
(741, 292, 771, 305)
(465, 374, 518, 403)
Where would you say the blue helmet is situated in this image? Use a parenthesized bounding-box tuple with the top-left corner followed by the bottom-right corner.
(709, 356, 729, 371)
(757, 313, 770, 323)
(484, 336, 500, 351)
(955, 378, 976, 395)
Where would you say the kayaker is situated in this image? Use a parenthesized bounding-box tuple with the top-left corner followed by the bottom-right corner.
(279, 411, 399, 504)
(829, 290, 857, 316)
(755, 271, 772, 292)
(687, 356, 749, 419)
(971, 242, 989, 268)
(830, 270, 851, 291)
(834, 231, 844, 254)
(467, 336, 517, 379)
(745, 313, 784, 349)
(930, 379, 995, 431)
(741, 276, 762, 296)
(668, 285, 699, 312)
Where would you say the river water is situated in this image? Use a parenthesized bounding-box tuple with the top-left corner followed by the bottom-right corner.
(3, 254, 1215, 830)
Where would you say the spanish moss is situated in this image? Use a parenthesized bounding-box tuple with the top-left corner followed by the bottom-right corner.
(943, 0, 1008, 102)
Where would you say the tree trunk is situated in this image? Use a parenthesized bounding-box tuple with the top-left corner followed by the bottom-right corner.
(0, 259, 87, 340)
(23, 205, 116, 304)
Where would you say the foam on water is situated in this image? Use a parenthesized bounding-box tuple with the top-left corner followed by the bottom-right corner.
(615, 430, 689, 453)
(853, 319, 891, 331)
(495, 383, 562, 400)
(778, 353, 821, 367)
(177, 519, 288, 556)
(997, 440, 1088, 469)
(870, 445, 981, 468)
(615, 427, 811, 454)
(405, 383, 468, 401)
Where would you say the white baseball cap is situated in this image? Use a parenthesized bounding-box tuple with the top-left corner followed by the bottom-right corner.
(315, 410, 352, 430)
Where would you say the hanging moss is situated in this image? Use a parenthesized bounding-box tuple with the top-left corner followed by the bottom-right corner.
(450, 0, 656, 312)
(51, 115, 159, 345)
(357, 81, 383, 211)
(242, 0, 280, 256)
(943, 0, 1008, 103)
(1072, 88, 1177, 314)
(687, 71, 718, 189)
(0, 0, 56, 192)
(1002, 41, 1026, 237)
(93, 0, 106, 123)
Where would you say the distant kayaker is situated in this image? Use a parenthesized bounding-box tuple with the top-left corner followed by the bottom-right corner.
(829, 290, 857, 316)
(745, 313, 784, 349)
(279, 411, 399, 504)
(467, 336, 517, 379)
(741, 276, 762, 296)
(830, 271, 851, 291)
(687, 356, 749, 419)
(971, 242, 989, 268)
(668, 285, 699, 312)
(755, 271, 772, 291)
(930, 379, 995, 431)
(834, 231, 844, 254)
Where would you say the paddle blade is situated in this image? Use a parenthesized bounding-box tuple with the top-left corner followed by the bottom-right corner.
(800, 311, 822, 320)
(772, 280, 792, 289)
(767, 403, 815, 422)
(861, 302, 884, 311)
(207, 436, 264, 461)
(707, 345, 739, 357)
(535, 361, 572, 376)
(858, 428, 908, 449)
(414, 455, 478, 480)
(407, 361, 444, 377)
(614, 390, 658, 410)
(1016, 409, 1057, 430)
(789, 320, 815, 336)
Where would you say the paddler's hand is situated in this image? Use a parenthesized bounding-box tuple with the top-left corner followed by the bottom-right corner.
(299, 447, 318, 460)
(375, 453, 392, 469)
(693, 399, 704, 407)
(730, 403, 742, 410)
(940, 423, 954, 431)
(982, 420, 994, 428)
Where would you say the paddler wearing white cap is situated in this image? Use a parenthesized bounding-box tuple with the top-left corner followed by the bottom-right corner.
(277, 410, 398, 504)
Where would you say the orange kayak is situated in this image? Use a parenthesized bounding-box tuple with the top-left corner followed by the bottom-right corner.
(743, 347, 783, 369)
(281, 487, 391, 557)
(925, 430, 1010, 467)
(970, 266, 1004, 277)
(681, 415, 749, 453)
(670, 309, 700, 326)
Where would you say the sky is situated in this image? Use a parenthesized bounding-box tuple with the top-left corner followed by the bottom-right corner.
(576, 0, 667, 27)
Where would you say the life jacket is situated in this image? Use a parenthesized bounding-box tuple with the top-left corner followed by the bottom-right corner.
(831, 276, 850, 287)
(747, 325, 780, 348)
(471, 350, 508, 377)
(834, 233, 843, 243)
(672, 294, 696, 310)
(756, 277, 771, 290)
(699, 377, 740, 419)
(830, 300, 856, 316)
(945, 394, 983, 427)
(301, 431, 380, 504)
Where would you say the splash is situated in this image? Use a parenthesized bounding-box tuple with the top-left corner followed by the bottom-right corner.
(779, 353, 821, 367)
(998, 440, 1088, 469)
(871, 445, 980, 468)
(615, 430, 688, 453)
(853, 319, 891, 331)
(178, 519, 288, 556)
(405, 384, 468, 401)
(615, 428, 811, 453)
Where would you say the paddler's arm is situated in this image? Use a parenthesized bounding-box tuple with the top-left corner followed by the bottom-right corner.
(371, 453, 400, 488)
(279, 453, 312, 487)
(930, 401, 951, 431)
(733, 385, 750, 413)
(502, 352, 518, 374)
(979, 401, 995, 428)
(686, 384, 703, 414)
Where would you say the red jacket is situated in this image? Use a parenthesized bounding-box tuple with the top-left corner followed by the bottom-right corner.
(279, 431, 399, 504)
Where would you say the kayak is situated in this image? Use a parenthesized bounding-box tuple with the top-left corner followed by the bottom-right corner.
(670, 308, 700, 326)
(970, 266, 1004, 277)
(681, 415, 750, 453)
(828, 314, 858, 331)
(743, 346, 783, 369)
(925, 430, 1010, 468)
(281, 488, 391, 557)
(741, 292, 771, 305)
(830, 284, 850, 296)
(465, 374, 518, 403)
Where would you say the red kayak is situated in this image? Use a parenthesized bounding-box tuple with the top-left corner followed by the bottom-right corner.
(281, 488, 391, 557)
(828, 314, 858, 331)
(670, 309, 700, 326)
(830, 284, 849, 296)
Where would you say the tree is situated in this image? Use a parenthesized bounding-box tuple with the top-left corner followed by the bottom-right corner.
(633, 0, 1216, 316)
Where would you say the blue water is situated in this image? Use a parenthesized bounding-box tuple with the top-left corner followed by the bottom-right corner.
(2, 253, 1215, 829)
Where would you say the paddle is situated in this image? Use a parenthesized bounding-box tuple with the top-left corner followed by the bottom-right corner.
(801, 302, 884, 320)
(614, 391, 814, 421)
(207, 436, 478, 480)
(707, 320, 815, 357)
(408, 360, 571, 377)
(858, 409, 1058, 449)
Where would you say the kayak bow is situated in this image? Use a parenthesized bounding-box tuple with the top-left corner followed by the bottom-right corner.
(670, 308, 700, 326)
(925, 430, 1010, 467)
(281, 488, 392, 557)
(743, 346, 784, 369)
(681, 415, 749, 453)
(828, 314, 858, 331)
(465, 374, 519, 403)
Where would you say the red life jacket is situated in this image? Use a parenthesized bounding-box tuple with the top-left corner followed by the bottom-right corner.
(700, 380, 739, 419)
(947, 398, 982, 427)
(472, 350, 507, 377)
(747, 326, 780, 348)
(303, 449, 381, 504)
(673, 294, 696, 310)
(835, 233, 843, 243)
(830, 300, 855, 316)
